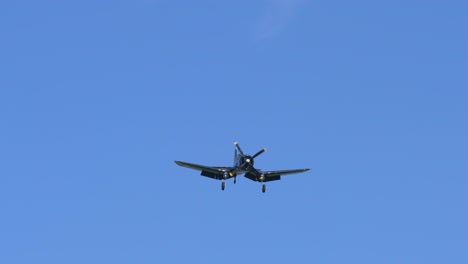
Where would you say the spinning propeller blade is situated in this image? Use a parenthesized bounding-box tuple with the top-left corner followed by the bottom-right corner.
(234, 142, 245, 156)
(252, 148, 267, 159)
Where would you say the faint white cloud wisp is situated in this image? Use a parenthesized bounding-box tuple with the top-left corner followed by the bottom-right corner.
(254, 0, 303, 41)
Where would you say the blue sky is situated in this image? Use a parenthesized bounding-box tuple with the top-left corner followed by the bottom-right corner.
(1, 1, 467, 263)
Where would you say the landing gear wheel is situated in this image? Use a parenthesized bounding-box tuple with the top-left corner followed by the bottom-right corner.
(221, 181, 226, 191)
(262, 184, 266, 193)
(234, 177, 237, 184)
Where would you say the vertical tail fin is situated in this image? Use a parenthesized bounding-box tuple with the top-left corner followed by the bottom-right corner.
(234, 148, 237, 166)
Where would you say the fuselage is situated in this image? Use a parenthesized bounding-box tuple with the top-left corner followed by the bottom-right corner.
(233, 153, 255, 174)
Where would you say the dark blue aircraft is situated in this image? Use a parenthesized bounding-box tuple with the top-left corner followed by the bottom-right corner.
(175, 142, 310, 193)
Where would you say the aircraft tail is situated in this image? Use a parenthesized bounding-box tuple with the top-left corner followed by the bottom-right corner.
(234, 148, 237, 166)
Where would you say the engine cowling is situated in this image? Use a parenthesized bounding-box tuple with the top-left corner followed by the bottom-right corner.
(241, 155, 254, 168)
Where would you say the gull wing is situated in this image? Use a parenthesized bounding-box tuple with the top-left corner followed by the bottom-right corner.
(175, 160, 233, 180)
(261, 168, 311, 178)
(245, 168, 310, 182)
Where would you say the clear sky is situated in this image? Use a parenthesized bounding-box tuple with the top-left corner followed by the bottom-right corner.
(1, 1, 467, 263)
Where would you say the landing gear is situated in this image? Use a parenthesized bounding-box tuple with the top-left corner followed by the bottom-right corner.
(234, 177, 237, 184)
(221, 181, 226, 191)
(262, 184, 266, 193)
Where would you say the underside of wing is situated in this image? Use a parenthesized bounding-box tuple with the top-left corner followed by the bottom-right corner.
(175, 160, 233, 180)
(244, 168, 310, 182)
(262, 168, 310, 178)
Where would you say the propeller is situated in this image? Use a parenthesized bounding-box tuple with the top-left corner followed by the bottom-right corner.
(234, 142, 266, 165)
(252, 148, 267, 159)
(234, 142, 244, 156)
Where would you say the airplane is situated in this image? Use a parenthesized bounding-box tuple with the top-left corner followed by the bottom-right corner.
(175, 142, 310, 193)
